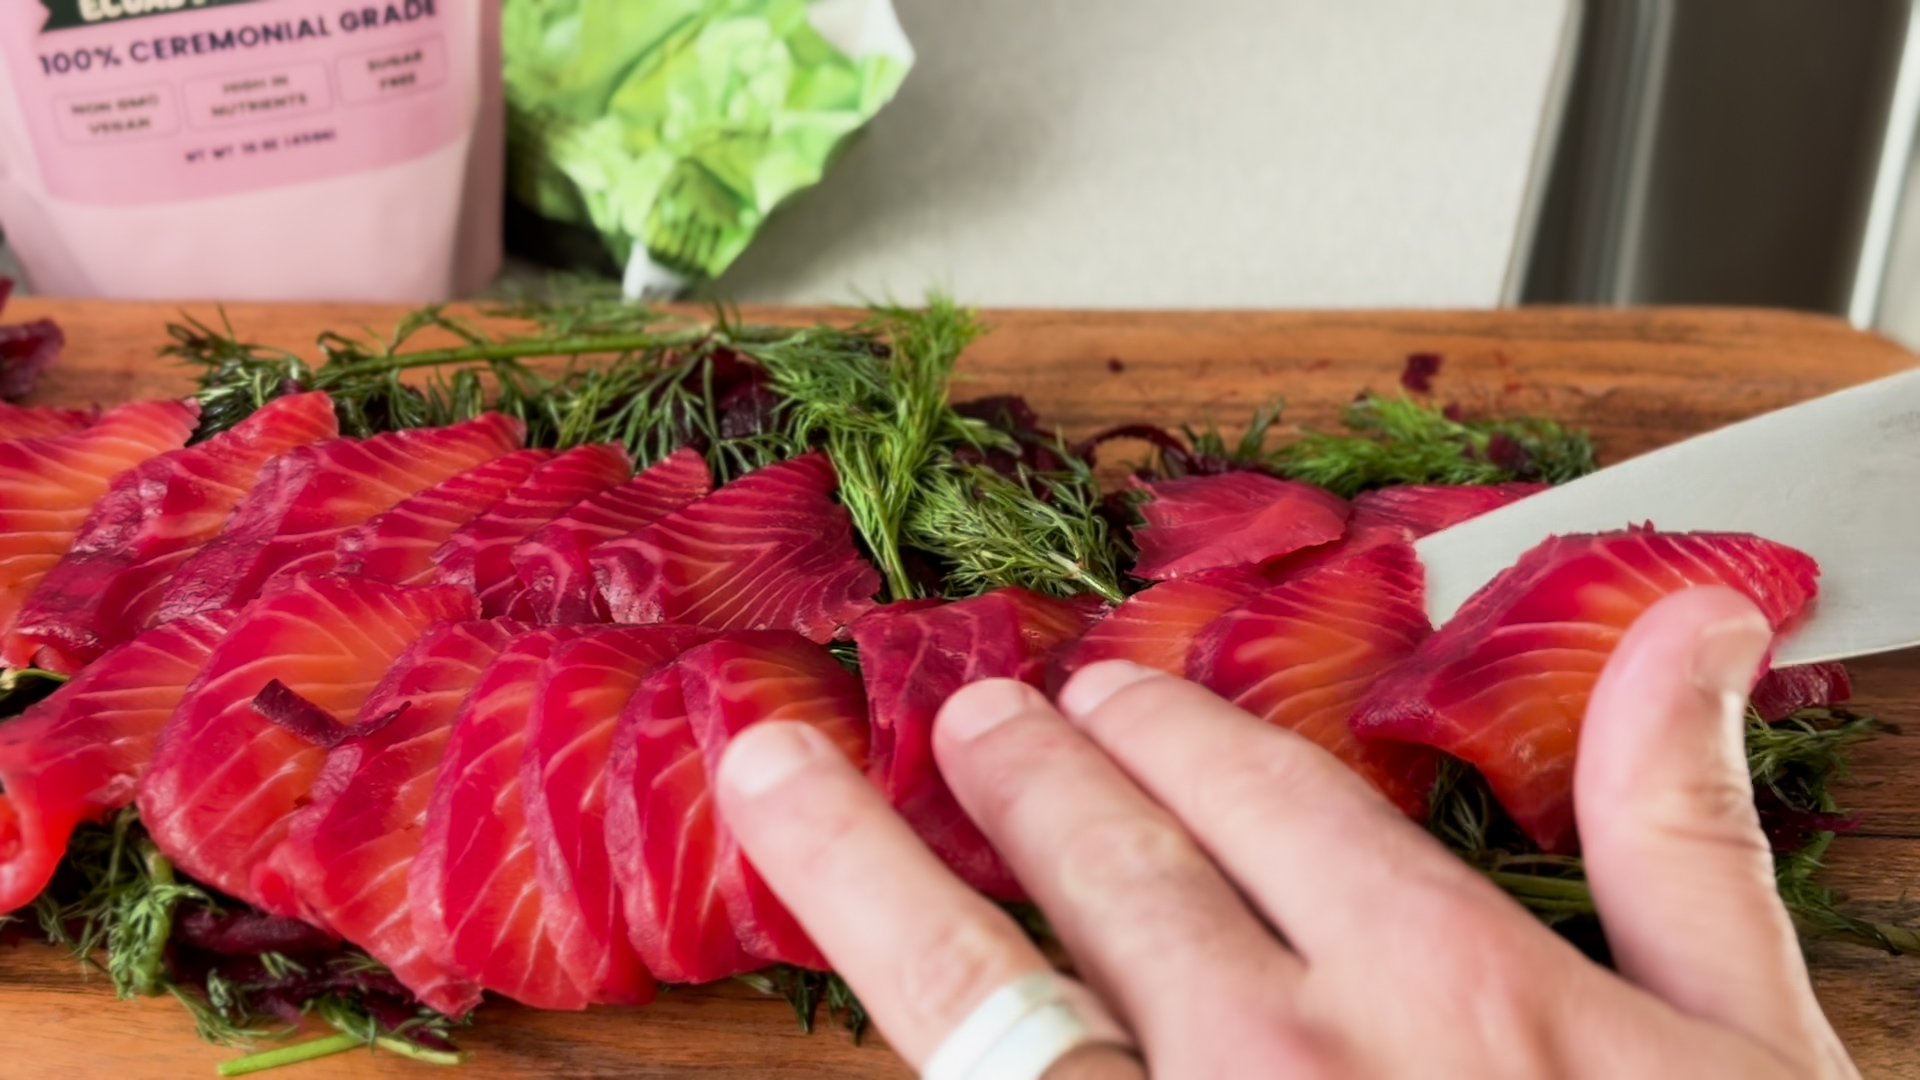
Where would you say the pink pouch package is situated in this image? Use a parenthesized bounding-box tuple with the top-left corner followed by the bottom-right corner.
(0, 0, 501, 301)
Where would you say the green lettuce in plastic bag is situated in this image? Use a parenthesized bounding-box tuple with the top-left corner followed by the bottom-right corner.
(504, 0, 913, 297)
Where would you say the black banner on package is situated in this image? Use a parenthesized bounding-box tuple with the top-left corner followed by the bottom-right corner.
(40, 0, 265, 33)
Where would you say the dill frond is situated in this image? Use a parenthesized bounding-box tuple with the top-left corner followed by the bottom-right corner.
(1274, 395, 1596, 496)
(1429, 706, 1919, 954)
(905, 457, 1126, 604)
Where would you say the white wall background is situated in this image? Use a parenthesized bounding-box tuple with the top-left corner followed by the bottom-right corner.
(713, 0, 1577, 309)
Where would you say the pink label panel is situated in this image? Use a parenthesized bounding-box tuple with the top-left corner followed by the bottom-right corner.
(0, 0, 473, 206)
(183, 61, 330, 128)
(52, 83, 180, 143)
(337, 37, 446, 106)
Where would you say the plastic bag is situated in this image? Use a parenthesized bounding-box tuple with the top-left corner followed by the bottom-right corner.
(502, 0, 912, 298)
(0, 0, 503, 301)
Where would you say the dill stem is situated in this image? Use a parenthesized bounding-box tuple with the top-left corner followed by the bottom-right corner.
(319, 330, 711, 380)
(1054, 554, 1125, 605)
(371, 1037, 466, 1067)
(217, 1034, 361, 1076)
(1485, 872, 1592, 907)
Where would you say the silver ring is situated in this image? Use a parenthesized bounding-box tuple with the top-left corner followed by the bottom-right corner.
(921, 971, 1138, 1080)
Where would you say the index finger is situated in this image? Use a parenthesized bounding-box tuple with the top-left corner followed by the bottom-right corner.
(713, 720, 1055, 1066)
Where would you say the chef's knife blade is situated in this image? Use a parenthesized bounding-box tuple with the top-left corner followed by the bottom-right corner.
(1415, 365, 1920, 665)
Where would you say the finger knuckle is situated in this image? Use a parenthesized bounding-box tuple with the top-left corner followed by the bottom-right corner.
(898, 917, 1030, 1036)
(1190, 731, 1350, 828)
(1058, 815, 1209, 902)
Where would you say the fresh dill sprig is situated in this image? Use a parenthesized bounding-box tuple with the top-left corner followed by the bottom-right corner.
(736, 966, 870, 1039)
(31, 806, 209, 1000)
(1273, 395, 1596, 496)
(744, 299, 994, 599)
(1429, 706, 1920, 953)
(905, 456, 1126, 604)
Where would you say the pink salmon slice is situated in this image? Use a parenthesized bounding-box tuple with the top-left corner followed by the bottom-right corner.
(260, 619, 533, 1018)
(590, 452, 879, 642)
(519, 624, 713, 1004)
(682, 630, 869, 969)
(606, 657, 758, 985)
(0, 399, 199, 647)
(0, 401, 98, 441)
(1189, 542, 1440, 819)
(8, 393, 337, 673)
(852, 589, 1098, 901)
(1352, 527, 1820, 853)
(1127, 471, 1349, 581)
(512, 447, 711, 624)
(151, 413, 523, 623)
(431, 443, 632, 617)
(136, 575, 477, 911)
(408, 626, 607, 1010)
(333, 450, 554, 586)
(0, 612, 237, 913)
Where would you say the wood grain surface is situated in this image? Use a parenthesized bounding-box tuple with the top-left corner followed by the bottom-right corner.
(4, 300, 1919, 1079)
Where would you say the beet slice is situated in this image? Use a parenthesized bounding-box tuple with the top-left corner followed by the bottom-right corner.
(1750, 662, 1852, 723)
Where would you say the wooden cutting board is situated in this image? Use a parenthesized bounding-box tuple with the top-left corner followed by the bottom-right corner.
(5, 301, 1920, 1079)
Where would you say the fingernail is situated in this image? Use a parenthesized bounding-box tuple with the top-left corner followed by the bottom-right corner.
(1058, 660, 1159, 718)
(939, 679, 1042, 743)
(720, 722, 826, 798)
(1690, 614, 1772, 699)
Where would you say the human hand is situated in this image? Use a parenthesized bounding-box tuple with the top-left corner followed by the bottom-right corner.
(714, 586, 1859, 1078)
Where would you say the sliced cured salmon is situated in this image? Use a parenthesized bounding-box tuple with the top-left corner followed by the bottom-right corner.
(1347, 483, 1547, 538)
(333, 450, 553, 586)
(852, 590, 1098, 899)
(1189, 543, 1439, 818)
(0, 401, 96, 441)
(433, 443, 632, 617)
(606, 661, 758, 985)
(1352, 528, 1820, 852)
(0, 399, 199, 645)
(0, 612, 237, 913)
(409, 626, 605, 1010)
(521, 625, 712, 1003)
(512, 448, 710, 624)
(9, 393, 337, 672)
(592, 453, 879, 641)
(1127, 471, 1349, 581)
(1060, 567, 1265, 677)
(1263, 482, 1545, 585)
(137, 576, 476, 910)
(260, 620, 532, 1018)
(680, 631, 868, 969)
(1750, 662, 1852, 723)
(152, 414, 523, 622)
